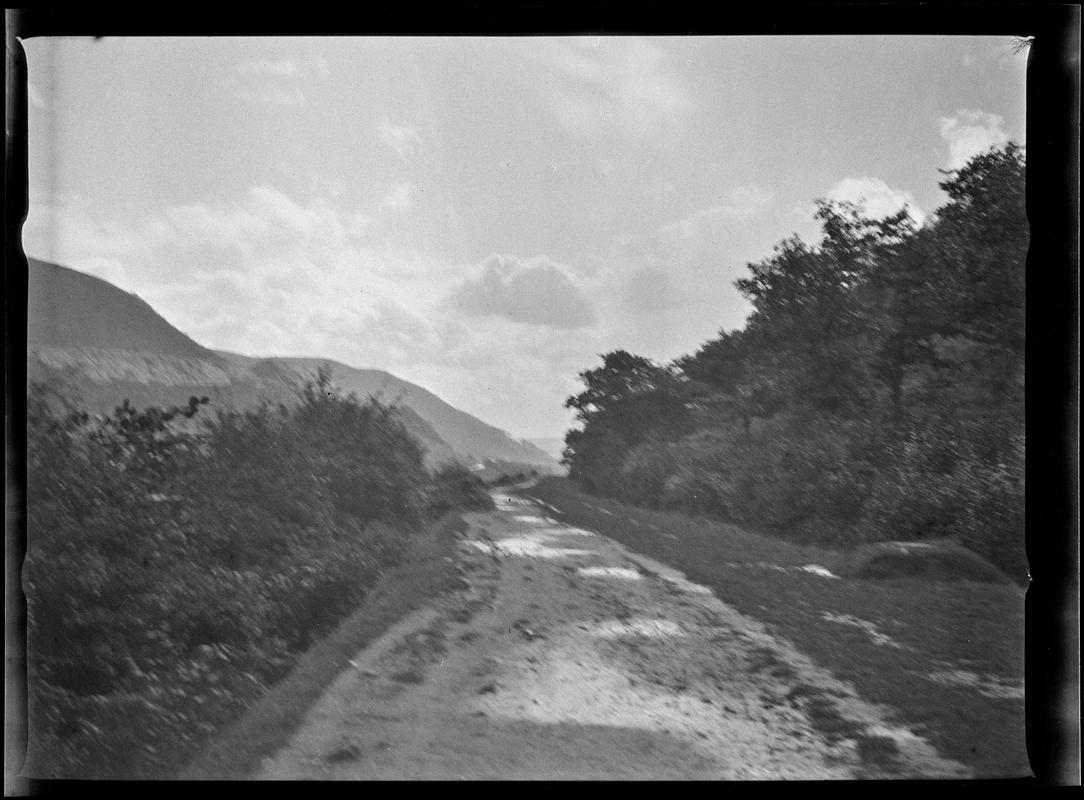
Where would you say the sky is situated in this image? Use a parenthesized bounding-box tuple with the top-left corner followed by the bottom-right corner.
(21, 35, 1027, 442)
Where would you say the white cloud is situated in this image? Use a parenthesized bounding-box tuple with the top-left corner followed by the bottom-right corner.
(623, 266, 674, 313)
(304, 299, 446, 366)
(347, 211, 371, 238)
(223, 56, 330, 107)
(27, 182, 766, 441)
(378, 118, 423, 161)
(407, 318, 598, 436)
(939, 109, 1010, 170)
(446, 253, 597, 329)
(577, 177, 883, 374)
(379, 182, 414, 214)
(23, 187, 601, 436)
(25, 181, 770, 405)
(658, 184, 775, 243)
(151, 187, 356, 275)
(824, 177, 926, 226)
(29, 186, 394, 346)
(23, 191, 143, 282)
(527, 37, 694, 142)
(577, 186, 780, 335)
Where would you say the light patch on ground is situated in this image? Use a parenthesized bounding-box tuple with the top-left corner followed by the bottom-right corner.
(821, 612, 909, 650)
(925, 669, 1025, 701)
(663, 577, 714, 596)
(866, 722, 926, 746)
(493, 493, 531, 507)
(721, 561, 841, 580)
(620, 555, 713, 597)
(591, 618, 685, 639)
(799, 565, 840, 579)
(477, 634, 847, 780)
(493, 536, 594, 559)
(560, 527, 598, 538)
(577, 566, 642, 581)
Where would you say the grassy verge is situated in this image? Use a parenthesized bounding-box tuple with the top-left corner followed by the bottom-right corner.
(520, 477, 1029, 779)
(177, 512, 466, 779)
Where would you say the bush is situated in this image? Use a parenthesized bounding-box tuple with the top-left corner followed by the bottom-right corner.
(857, 423, 1025, 582)
(624, 415, 880, 545)
(23, 367, 489, 778)
(427, 463, 494, 516)
(618, 436, 684, 509)
(842, 541, 1011, 584)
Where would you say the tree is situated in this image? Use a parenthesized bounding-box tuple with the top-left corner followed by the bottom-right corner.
(563, 351, 692, 497)
(930, 143, 1027, 357)
(734, 201, 916, 414)
(676, 328, 783, 435)
(558, 144, 1027, 579)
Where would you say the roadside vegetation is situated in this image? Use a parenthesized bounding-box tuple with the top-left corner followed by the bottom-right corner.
(561, 145, 1026, 583)
(178, 512, 469, 779)
(23, 365, 492, 779)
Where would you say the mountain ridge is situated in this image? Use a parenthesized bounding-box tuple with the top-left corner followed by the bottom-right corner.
(25, 257, 556, 469)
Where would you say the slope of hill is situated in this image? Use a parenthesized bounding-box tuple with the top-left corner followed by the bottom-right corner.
(211, 351, 459, 466)
(527, 437, 566, 462)
(27, 258, 222, 362)
(25, 257, 556, 470)
(247, 356, 555, 467)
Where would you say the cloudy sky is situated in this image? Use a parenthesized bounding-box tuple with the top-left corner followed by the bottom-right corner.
(22, 36, 1027, 442)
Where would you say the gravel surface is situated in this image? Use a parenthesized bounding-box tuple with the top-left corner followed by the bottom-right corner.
(258, 492, 970, 780)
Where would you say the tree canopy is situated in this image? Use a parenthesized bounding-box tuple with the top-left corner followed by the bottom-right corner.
(562, 144, 1027, 581)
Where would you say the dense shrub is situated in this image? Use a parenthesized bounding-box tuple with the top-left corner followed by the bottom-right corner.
(23, 365, 488, 778)
(620, 436, 685, 510)
(427, 463, 494, 516)
(858, 426, 1026, 581)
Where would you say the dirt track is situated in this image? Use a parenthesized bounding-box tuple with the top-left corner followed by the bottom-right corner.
(257, 491, 970, 780)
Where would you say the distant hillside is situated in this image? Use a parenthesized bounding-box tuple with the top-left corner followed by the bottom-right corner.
(25, 257, 556, 470)
(527, 437, 567, 461)
(28, 258, 221, 362)
(239, 356, 555, 467)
